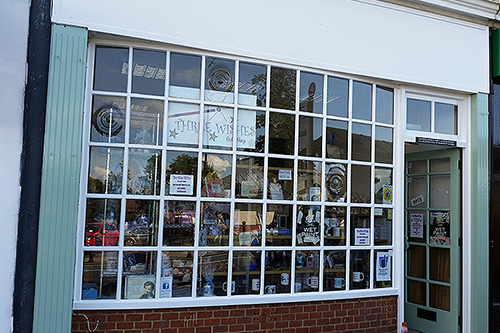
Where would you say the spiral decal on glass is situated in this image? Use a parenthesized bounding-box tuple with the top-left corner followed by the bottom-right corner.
(326, 164, 346, 200)
(92, 104, 124, 137)
(208, 67, 234, 92)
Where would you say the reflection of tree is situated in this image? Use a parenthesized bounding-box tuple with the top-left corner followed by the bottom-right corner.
(269, 112, 295, 155)
(251, 68, 296, 110)
(128, 153, 162, 195)
(166, 154, 199, 186)
(88, 167, 122, 194)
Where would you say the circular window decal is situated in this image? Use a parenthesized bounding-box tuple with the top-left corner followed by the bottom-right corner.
(208, 67, 234, 92)
(92, 104, 124, 137)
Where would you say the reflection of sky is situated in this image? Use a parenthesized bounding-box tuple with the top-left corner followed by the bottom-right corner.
(375, 168, 392, 193)
(352, 123, 371, 137)
(239, 63, 266, 94)
(205, 154, 231, 178)
(376, 126, 393, 143)
(170, 53, 201, 88)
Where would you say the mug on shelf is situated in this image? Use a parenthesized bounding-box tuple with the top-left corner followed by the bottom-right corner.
(265, 284, 276, 294)
(307, 276, 319, 288)
(352, 271, 364, 282)
(334, 277, 345, 289)
(222, 281, 235, 293)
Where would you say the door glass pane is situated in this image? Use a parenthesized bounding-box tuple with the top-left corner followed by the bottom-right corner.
(407, 211, 426, 243)
(91, 96, 126, 143)
(82, 251, 118, 299)
(130, 98, 163, 145)
(85, 199, 121, 247)
(374, 167, 392, 205)
(203, 106, 233, 150)
(205, 58, 235, 103)
(407, 99, 430, 132)
(88, 147, 123, 194)
(169, 53, 201, 100)
(408, 160, 427, 174)
(350, 250, 370, 290)
(165, 151, 198, 197)
(350, 207, 371, 246)
(167, 102, 200, 148)
(323, 250, 346, 291)
(430, 284, 450, 311)
(265, 250, 292, 294)
(199, 202, 231, 246)
(299, 72, 323, 114)
(127, 149, 162, 195)
(375, 86, 393, 125)
(407, 176, 426, 208)
(407, 280, 426, 305)
(236, 156, 264, 199)
(297, 160, 322, 201)
(266, 204, 293, 246)
(407, 245, 426, 278)
(430, 247, 450, 283)
(374, 250, 392, 288)
(132, 49, 166, 96)
(94, 46, 128, 93)
(374, 209, 392, 245)
(239, 62, 266, 107)
(435, 103, 457, 135)
(326, 119, 347, 159)
(324, 206, 346, 246)
(295, 250, 320, 292)
(124, 199, 159, 246)
(352, 81, 372, 121)
(122, 251, 157, 299)
(268, 158, 294, 200)
(270, 67, 296, 110)
(327, 76, 348, 118)
(352, 122, 371, 162)
(430, 175, 450, 208)
(269, 112, 295, 155)
(296, 205, 321, 246)
(375, 126, 393, 164)
(298, 116, 322, 157)
(232, 251, 261, 295)
(234, 202, 263, 246)
(351, 164, 371, 203)
(202, 153, 232, 198)
(430, 158, 450, 172)
(237, 109, 265, 153)
(163, 200, 196, 246)
(197, 251, 229, 296)
(325, 163, 347, 203)
(161, 251, 194, 298)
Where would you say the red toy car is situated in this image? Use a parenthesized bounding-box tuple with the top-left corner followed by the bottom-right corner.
(85, 223, 119, 246)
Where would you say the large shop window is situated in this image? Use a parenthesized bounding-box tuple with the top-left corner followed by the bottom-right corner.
(77, 45, 395, 306)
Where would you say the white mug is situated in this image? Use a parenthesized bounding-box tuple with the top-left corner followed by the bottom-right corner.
(222, 281, 235, 293)
(280, 273, 290, 285)
(252, 278, 260, 291)
(307, 276, 319, 288)
(352, 271, 364, 282)
(265, 285, 276, 294)
(334, 277, 345, 289)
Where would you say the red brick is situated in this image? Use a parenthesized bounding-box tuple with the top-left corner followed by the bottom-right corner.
(197, 311, 214, 319)
(152, 321, 169, 329)
(195, 327, 212, 333)
(213, 325, 229, 332)
(116, 322, 134, 329)
(244, 323, 260, 331)
(106, 314, 125, 322)
(126, 314, 144, 321)
(144, 312, 162, 321)
(163, 312, 180, 320)
(205, 318, 221, 326)
(135, 321, 152, 329)
(229, 324, 245, 332)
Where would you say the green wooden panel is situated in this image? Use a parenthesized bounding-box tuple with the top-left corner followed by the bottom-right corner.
(470, 93, 489, 332)
(493, 30, 500, 78)
(32, 24, 87, 333)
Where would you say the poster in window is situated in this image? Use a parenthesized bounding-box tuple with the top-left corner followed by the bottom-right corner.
(125, 275, 156, 299)
(410, 213, 424, 238)
(376, 252, 391, 281)
(205, 177, 225, 197)
(170, 174, 194, 195)
(429, 211, 450, 245)
(296, 208, 320, 245)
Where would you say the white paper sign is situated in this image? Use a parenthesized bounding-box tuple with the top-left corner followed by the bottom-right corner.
(410, 213, 424, 238)
(376, 252, 391, 281)
(355, 228, 370, 245)
(278, 169, 292, 180)
(170, 174, 194, 195)
(411, 195, 425, 207)
(160, 276, 173, 298)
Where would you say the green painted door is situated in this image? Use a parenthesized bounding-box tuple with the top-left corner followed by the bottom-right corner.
(404, 148, 461, 332)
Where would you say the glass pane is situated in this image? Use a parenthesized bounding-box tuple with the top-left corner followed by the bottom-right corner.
(375, 126, 393, 164)
(296, 205, 321, 246)
(161, 251, 194, 298)
(374, 250, 392, 288)
(374, 167, 393, 205)
(324, 206, 346, 246)
(203, 106, 233, 150)
(199, 202, 231, 246)
(429, 211, 451, 246)
(325, 163, 347, 203)
(165, 151, 198, 197)
(327, 76, 348, 118)
(351, 164, 371, 203)
(430, 158, 450, 172)
(234, 202, 263, 246)
(352, 81, 372, 121)
(205, 58, 235, 103)
(430, 175, 450, 208)
(270, 67, 296, 110)
(239, 62, 266, 107)
(268, 158, 294, 200)
(265, 250, 291, 294)
(124, 199, 159, 246)
(266, 204, 293, 246)
(198, 251, 229, 296)
(408, 211, 426, 243)
(202, 153, 232, 198)
(323, 250, 346, 291)
(85, 199, 121, 247)
(350, 250, 370, 290)
(408, 160, 427, 174)
(407, 176, 427, 208)
(127, 148, 162, 195)
(122, 251, 157, 299)
(430, 247, 450, 283)
(94, 46, 128, 92)
(407, 280, 426, 305)
(236, 156, 264, 199)
(269, 112, 295, 155)
(130, 98, 163, 145)
(350, 207, 371, 246)
(91, 96, 126, 143)
(297, 160, 322, 201)
(232, 251, 261, 295)
(237, 109, 265, 153)
(295, 250, 320, 292)
(326, 119, 347, 159)
(374, 209, 392, 245)
(299, 72, 323, 114)
(435, 103, 457, 135)
(430, 284, 450, 311)
(169, 53, 201, 100)
(82, 251, 118, 299)
(167, 102, 200, 148)
(132, 49, 166, 96)
(163, 200, 196, 246)
(375, 86, 393, 124)
(88, 147, 123, 194)
(407, 99, 431, 132)
(407, 245, 426, 279)
(298, 116, 323, 157)
(352, 122, 371, 162)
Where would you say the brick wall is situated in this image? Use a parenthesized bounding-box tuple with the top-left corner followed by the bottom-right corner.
(71, 296, 398, 332)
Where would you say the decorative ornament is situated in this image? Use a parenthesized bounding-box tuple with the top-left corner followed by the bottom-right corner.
(208, 67, 234, 92)
(92, 103, 124, 137)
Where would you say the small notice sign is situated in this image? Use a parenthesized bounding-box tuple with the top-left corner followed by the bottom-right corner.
(355, 228, 370, 246)
(410, 213, 424, 238)
(278, 169, 292, 180)
(411, 195, 425, 207)
(170, 175, 194, 195)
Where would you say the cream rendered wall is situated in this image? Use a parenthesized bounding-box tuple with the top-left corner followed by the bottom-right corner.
(0, 0, 29, 331)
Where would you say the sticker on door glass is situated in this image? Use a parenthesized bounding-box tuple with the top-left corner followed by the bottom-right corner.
(410, 213, 424, 238)
(382, 185, 393, 205)
(410, 195, 425, 207)
(376, 252, 391, 282)
(429, 211, 450, 246)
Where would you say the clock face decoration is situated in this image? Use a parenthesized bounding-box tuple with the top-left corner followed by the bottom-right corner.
(92, 103, 124, 137)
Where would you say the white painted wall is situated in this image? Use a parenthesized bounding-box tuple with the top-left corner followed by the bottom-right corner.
(0, 0, 29, 332)
(52, 0, 489, 93)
